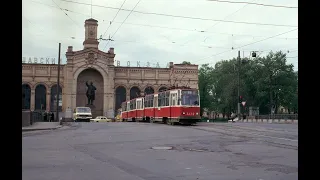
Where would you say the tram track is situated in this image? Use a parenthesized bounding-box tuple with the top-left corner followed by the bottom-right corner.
(186, 124, 298, 150)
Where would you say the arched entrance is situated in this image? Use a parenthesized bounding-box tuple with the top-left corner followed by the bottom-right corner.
(50, 84, 62, 112)
(76, 68, 104, 118)
(35, 84, 47, 110)
(144, 86, 154, 95)
(22, 84, 31, 110)
(130, 86, 141, 100)
(115, 86, 126, 111)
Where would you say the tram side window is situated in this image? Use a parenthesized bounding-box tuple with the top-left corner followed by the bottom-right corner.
(171, 94, 176, 106)
(130, 101, 133, 110)
(165, 92, 170, 106)
(144, 96, 148, 108)
(154, 96, 158, 107)
(133, 100, 136, 109)
(144, 97, 147, 108)
(145, 96, 150, 108)
(138, 101, 142, 109)
(150, 95, 154, 107)
(158, 93, 165, 107)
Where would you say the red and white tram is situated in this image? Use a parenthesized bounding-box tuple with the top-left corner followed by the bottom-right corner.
(121, 87, 200, 125)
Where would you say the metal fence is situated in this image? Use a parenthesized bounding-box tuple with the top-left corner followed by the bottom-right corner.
(249, 114, 298, 120)
(30, 111, 56, 123)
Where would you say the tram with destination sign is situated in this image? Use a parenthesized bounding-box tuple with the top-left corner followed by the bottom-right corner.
(121, 87, 200, 125)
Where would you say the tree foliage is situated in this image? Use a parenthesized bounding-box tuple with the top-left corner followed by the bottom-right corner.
(182, 61, 191, 65)
(198, 51, 298, 115)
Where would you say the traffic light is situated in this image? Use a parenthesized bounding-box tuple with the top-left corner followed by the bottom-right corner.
(239, 96, 242, 103)
(252, 52, 256, 57)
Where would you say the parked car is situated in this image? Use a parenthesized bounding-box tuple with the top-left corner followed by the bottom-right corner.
(90, 116, 111, 122)
(73, 107, 92, 122)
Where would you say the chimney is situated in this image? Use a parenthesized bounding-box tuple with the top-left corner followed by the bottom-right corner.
(67, 46, 73, 52)
(108, 47, 114, 54)
(169, 62, 174, 68)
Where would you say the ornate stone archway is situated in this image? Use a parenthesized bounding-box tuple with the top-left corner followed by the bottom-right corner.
(76, 68, 104, 118)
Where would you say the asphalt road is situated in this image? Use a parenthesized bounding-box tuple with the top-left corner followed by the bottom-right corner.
(22, 122, 298, 180)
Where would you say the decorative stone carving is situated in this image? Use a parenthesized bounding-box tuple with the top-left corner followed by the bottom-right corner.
(85, 52, 97, 64)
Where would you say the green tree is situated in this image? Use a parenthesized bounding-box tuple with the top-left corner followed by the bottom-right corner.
(182, 61, 191, 65)
(198, 51, 298, 116)
(198, 64, 214, 115)
(253, 51, 296, 114)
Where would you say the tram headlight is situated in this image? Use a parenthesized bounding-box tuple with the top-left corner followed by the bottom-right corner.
(196, 112, 199, 115)
(182, 112, 185, 115)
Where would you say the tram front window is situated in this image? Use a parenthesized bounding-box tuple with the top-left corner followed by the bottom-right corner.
(181, 90, 199, 106)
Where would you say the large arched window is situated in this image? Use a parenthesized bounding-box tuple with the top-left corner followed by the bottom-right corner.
(115, 86, 126, 111)
(130, 86, 141, 100)
(50, 84, 62, 112)
(35, 84, 47, 110)
(159, 86, 167, 92)
(144, 86, 154, 95)
(22, 84, 31, 110)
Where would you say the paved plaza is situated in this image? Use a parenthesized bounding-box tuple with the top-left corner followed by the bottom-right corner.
(22, 122, 297, 180)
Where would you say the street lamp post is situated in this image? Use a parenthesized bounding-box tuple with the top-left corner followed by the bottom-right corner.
(237, 51, 241, 121)
(236, 51, 257, 121)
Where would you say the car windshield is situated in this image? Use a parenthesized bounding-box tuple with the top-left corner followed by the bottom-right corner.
(181, 90, 199, 106)
(77, 107, 91, 113)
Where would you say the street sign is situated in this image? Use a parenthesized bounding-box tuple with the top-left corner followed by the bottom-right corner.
(242, 101, 246, 106)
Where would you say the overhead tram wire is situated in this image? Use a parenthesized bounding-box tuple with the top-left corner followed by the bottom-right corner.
(182, 0, 256, 45)
(30, 32, 297, 54)
(51, 0, 81, 28)
(30, 0, 91, 18)
(196, 28, 298, 64)
(206, 0, 298, 9)
(101, 0, 127, 40)
(61, 0, 297, 28)
(103, 0, 142, 51)
(28, 1, 298, 41)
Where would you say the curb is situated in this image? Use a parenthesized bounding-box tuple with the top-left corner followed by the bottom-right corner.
(236, 120, 298, 124)
(22, 125, 62, 132)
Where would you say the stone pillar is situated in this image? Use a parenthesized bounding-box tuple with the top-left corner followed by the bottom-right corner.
(46, 91, 51, 112)
(102, 65, 115, 117)
(126, 90, 130, 101)
(30, 89, 35, 111)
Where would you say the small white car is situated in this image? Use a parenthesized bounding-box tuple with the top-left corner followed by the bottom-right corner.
(90, 116, 111, 123)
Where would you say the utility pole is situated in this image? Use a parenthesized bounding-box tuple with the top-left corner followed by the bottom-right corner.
(56, 43, 61, 122)
(237, 50, 241, 121)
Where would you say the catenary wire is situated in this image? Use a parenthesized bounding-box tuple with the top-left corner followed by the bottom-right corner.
(196, 28, 298, 64)
(103, 0, 142, 51)
(101, 0, 127, 39)
(206, 0, 298, 9)
(60, 0, 297, 27)
(29, 0, 298, 40)
(51, 0, 81, 28)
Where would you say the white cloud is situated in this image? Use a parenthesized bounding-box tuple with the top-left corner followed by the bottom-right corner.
(22, 0, 298, 70)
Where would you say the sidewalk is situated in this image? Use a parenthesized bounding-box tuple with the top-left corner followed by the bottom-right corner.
(22, 122, 62, 132)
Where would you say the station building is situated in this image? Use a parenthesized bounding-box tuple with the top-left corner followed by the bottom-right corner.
(22, 18, 199, 118)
